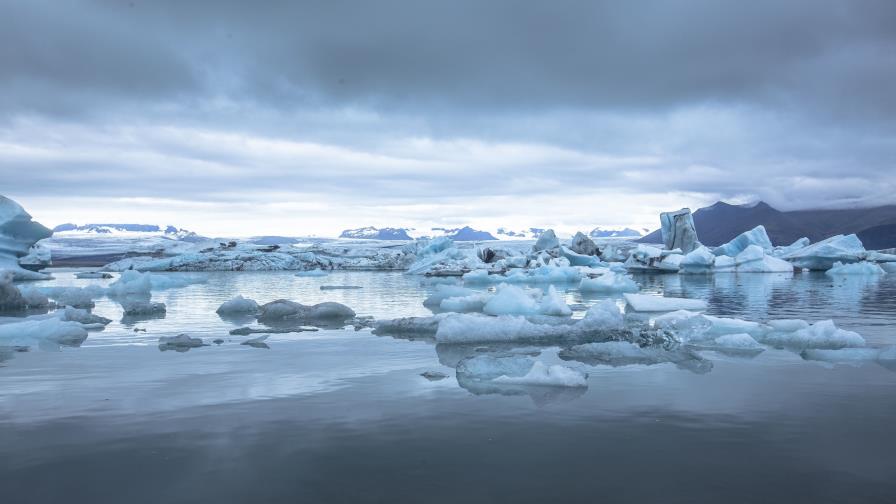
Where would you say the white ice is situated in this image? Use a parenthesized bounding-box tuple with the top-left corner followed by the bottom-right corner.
(623, 293, 707, 312)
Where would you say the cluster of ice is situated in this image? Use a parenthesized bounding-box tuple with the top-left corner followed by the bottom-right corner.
(433, 300, 624, 344)
(713, 225, 773, 257)
(679, 244, 793, 274)
(216, 295, 260, 314)
(781, 234, 866, 271)
(456, 355, 587, 388)
(579, 271, 639, 293)
(0, 195, 53, 280)
(0, 307, 111, 349)
(825, 261, 887, 276)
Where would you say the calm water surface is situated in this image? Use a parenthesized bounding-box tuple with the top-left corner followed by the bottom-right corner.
(1, 270, 895, 503)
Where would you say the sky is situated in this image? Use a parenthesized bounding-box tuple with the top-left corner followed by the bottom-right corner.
(2, 0, 895, 237)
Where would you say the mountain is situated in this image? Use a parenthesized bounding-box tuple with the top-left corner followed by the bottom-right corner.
(339, 227, 413, 240)
(52, 223, 204, 242)
(436, 226, 497, 241)
(496, 227, 547, 239)
(589, 227, 642, 238)
(639, 201, 896, 248)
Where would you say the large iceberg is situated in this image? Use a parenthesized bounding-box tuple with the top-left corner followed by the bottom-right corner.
(660, 208, 700, 253)
(782, 234, 866, 270)
(713, 225, 773, 257)
(0, 195, 53, 280)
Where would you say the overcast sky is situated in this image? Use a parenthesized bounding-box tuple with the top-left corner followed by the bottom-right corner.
(2, 0, 895, 237)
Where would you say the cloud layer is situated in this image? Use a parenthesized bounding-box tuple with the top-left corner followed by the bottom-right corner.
(2, 0, 894, 236)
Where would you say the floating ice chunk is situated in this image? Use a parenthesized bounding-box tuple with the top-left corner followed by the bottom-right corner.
(825, 261, 886, 276)
(36, 285, 106, 308)
(121, 299, 167, 315)
(532, 229, 560, 253)
(435, 314, 573, 344)
(526, 265, 582, 284)
(559, 340, 712, 373)
(461, 269, 494, 284)
(216, 295, 259, 314)
(424, 285, 477, 307)
(782, 234, 866, 270)
(766, 319, 810, 332)
(296, 269, 329, 277)
(711, 333, 763, 349)
(158, 334, 203, 350)
(57, 306, 111, 326)
(654, 310, 764, 341)
(493, 361, 588, 387)
(0, 196, 53, 280)
(713, 225, 773, 257)
(373, 314, 449, 336)
(17, 285, 50, 308)
(579, 271, 639, 293)
(580, 300, 625, 330)
(482, 284, 571, 317)
(0, 316, 88, 347)
(761, 319, 865, 350)
(256, 299, 356, 324)
(734, 247, 794, 273)
(240, 335, 270, 348)
(772, 237, 811, 257)
(660, 208, 700, 253)
(440, 292, 491, 313)
(679, 246, 716, 274)
(624, 293, 707, 312)
(569, 232, 600, 256)
(624, 244, 681, 271)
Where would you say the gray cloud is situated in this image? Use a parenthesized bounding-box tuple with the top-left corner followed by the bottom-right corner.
(1, 0, 895, 234)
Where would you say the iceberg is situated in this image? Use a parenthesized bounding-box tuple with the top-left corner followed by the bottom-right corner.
(624, 244, 682, 272)
(679, 246, 716, 274)
(623, 293, 707, 312)
(732, 246, 794, 273)
(216, 295, 260, 314)
(0, 195, 53, 280)
(782, 234, 866, 270)
(482, 284, 571, 317)
(659, 208, 700, 253)
(568, 232, 600, 256)
(825, 261, 886, 276)
(532, 229, 560, 253)
(772, 237, 810, 257)
(713, 225, 773, 257)
(759, 319, 865, 350)
(0, 315, 89, 348)
(579, 271, 640, 293)
(256, 299, 356, 325)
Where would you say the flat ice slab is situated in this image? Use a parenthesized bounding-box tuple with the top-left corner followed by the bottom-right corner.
(623, 293, 707, 312)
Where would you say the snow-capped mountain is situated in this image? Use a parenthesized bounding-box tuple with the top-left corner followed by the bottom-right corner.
(52, 223, 204, 241)
(589, 227, 643, 238)
(495, 227, 547, 239)
(429, 226, 497, 241)
(339, 227, 413, 240)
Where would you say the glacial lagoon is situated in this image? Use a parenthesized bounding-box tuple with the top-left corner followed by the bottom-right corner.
(2, 269, 895, 503)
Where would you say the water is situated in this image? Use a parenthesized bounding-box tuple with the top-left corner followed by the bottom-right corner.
(2, 270, 896, 503)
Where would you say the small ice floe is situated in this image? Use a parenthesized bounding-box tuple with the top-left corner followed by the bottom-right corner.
(74, 272, 113, 279)
(240, 335, 270, 348)
(759, 319, 865, 350)
(230, 326, 318, 335)
(320, 285, 363, 290)
(825, 261, 887, 276)
(256, 299, 356, 327)
(216, 295, 259, 314)
(296, 269, 329, 277)
(420, 371, 448, 381)
(0, 315, 89, 348)
(158, 334, 204, 351)
(623, 293, 707, 312)
(579, 271, 640, 293)
(107, 270, 206, 297)
(120, 299, 166, 316)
